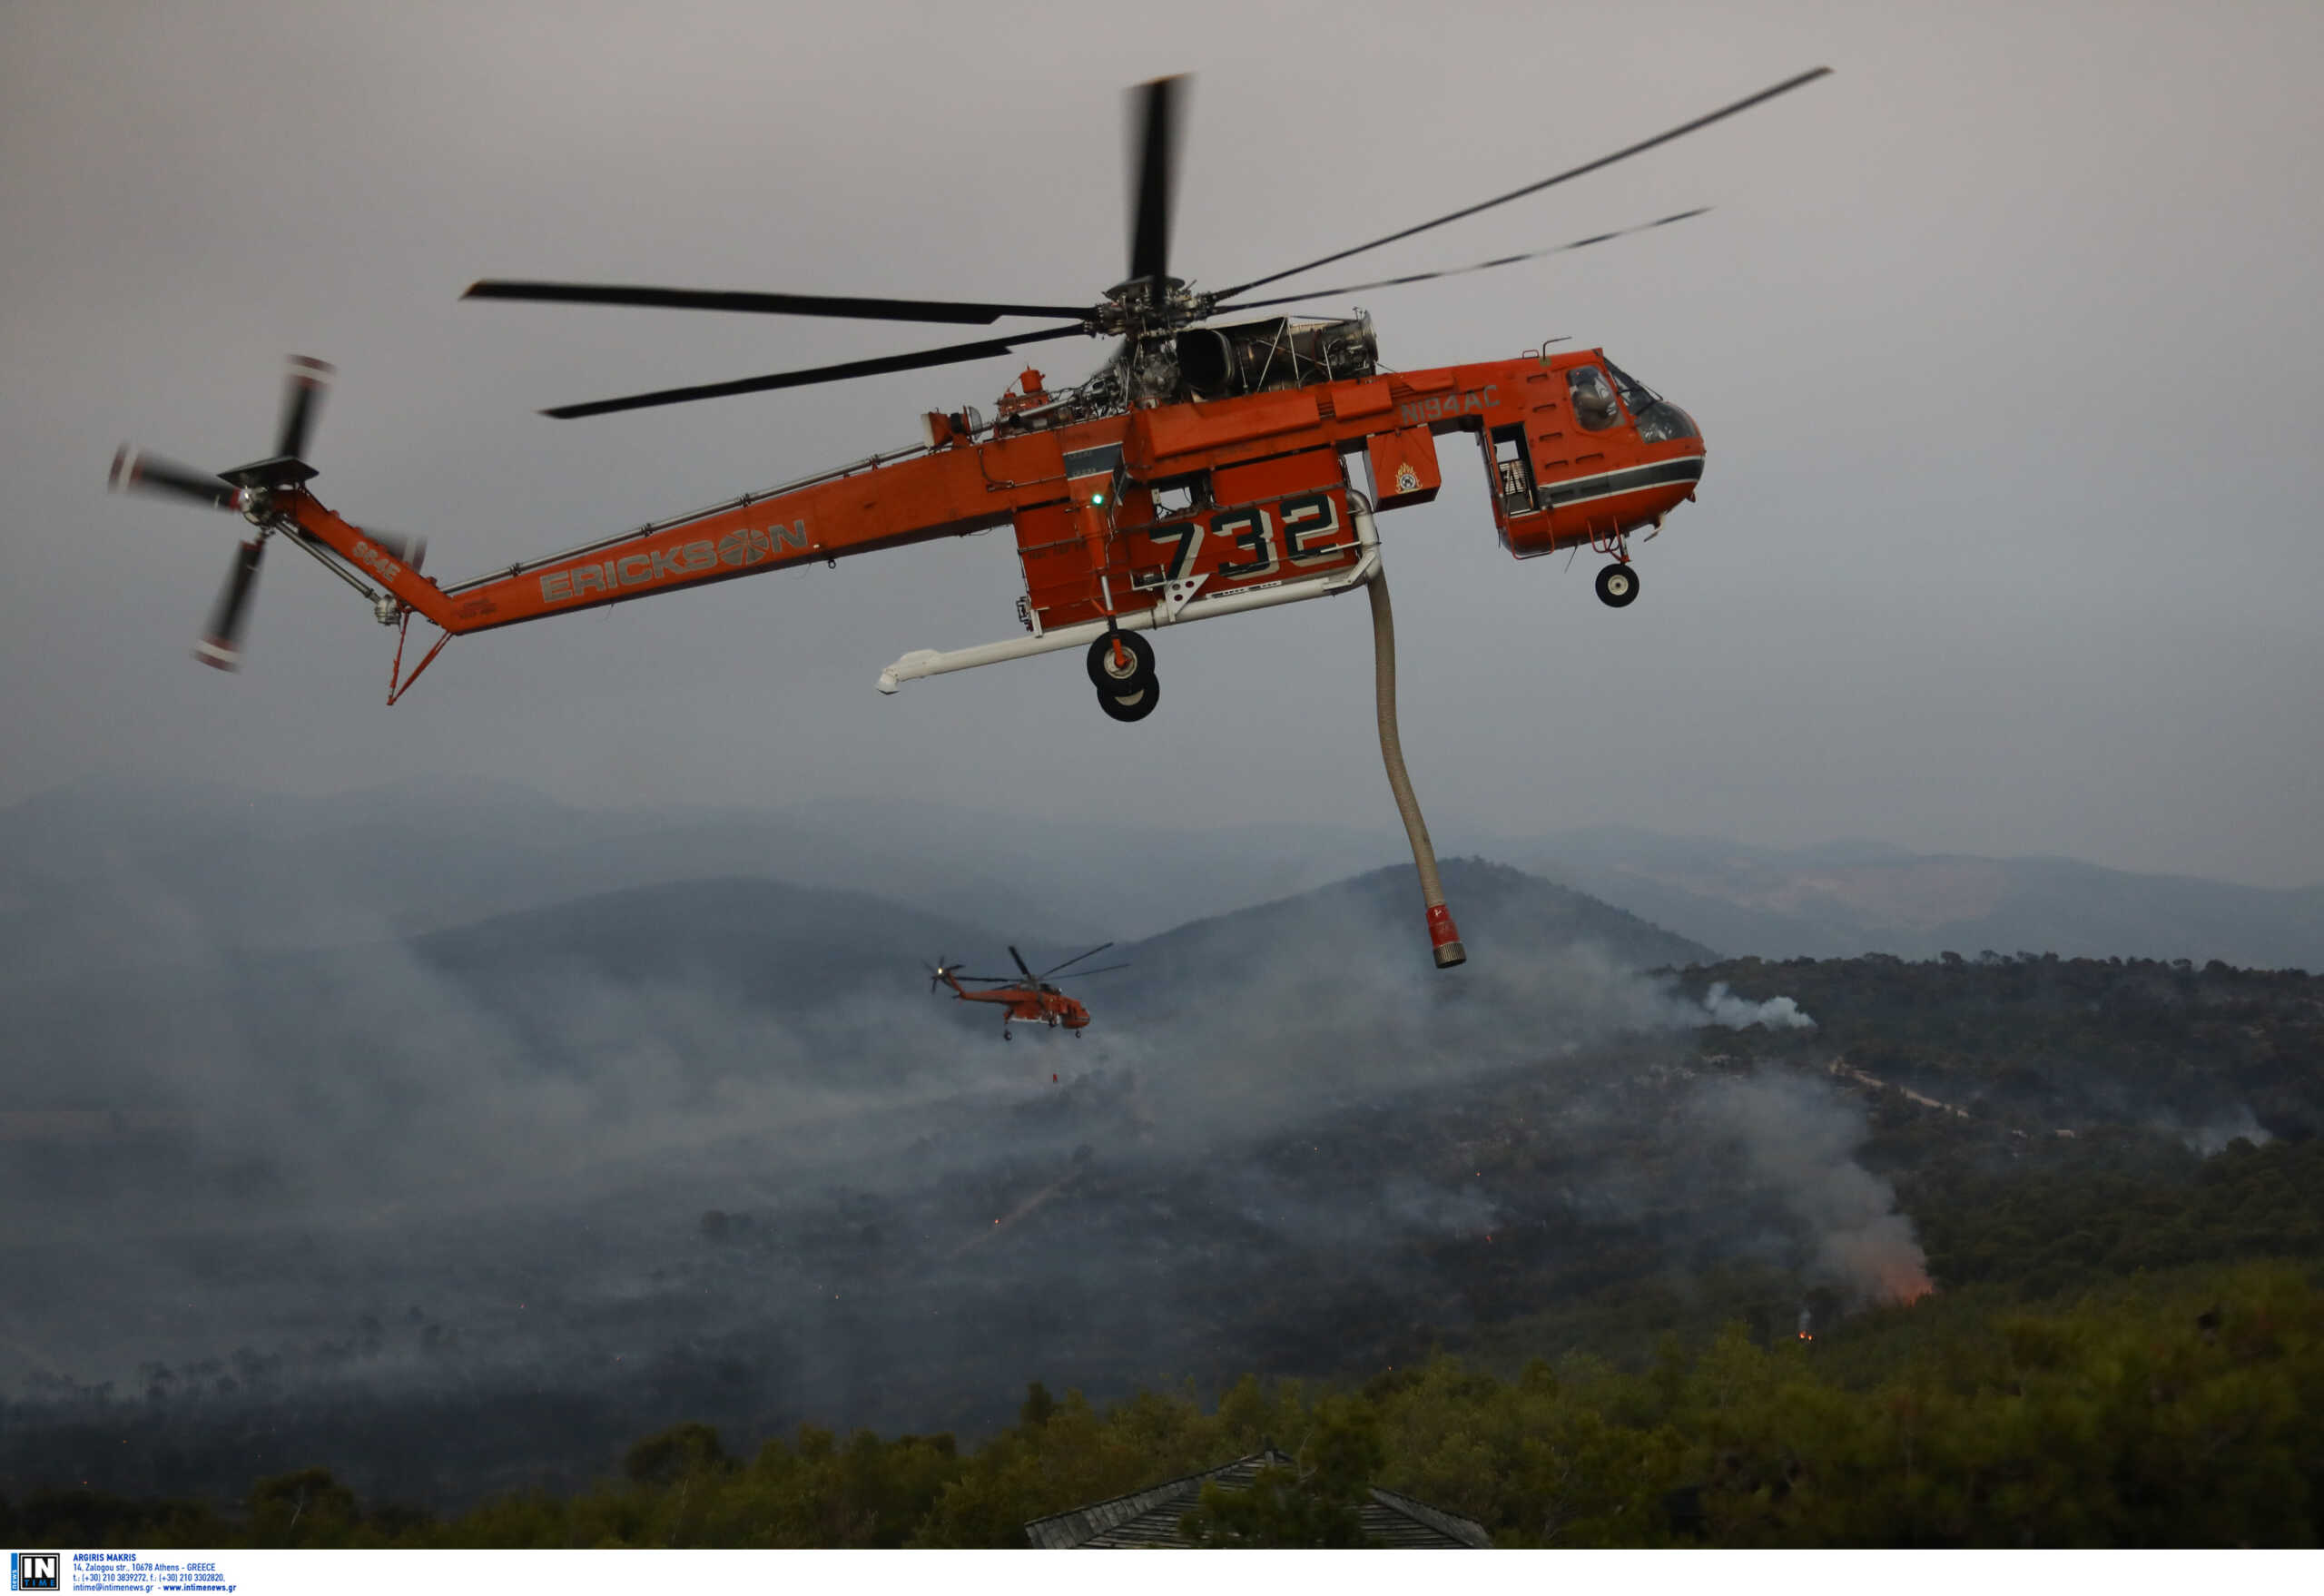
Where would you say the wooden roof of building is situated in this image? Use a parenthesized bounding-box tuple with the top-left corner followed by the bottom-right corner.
(1023, 1448, 1491, 1549)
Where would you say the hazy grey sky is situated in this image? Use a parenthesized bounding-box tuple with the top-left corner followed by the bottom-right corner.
(5, 0, 2319, 885)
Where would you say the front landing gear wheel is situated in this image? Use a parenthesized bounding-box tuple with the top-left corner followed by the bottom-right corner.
(1098, 674, 1160, 723)
(1595, 562, 1640, 608)
(1002, 1028, 1012, 1041)
(1086, 629, 1156, 692)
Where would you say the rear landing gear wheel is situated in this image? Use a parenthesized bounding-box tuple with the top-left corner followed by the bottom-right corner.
(1595, 562, 1640, 607)
(1087, 629, 1156, 692)
(1098, 674, 1160, 723)
(1002, 1028, 1012, 1041)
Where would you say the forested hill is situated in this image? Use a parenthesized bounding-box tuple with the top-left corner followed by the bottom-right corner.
(1690, 950, 2324, 1141)
(1110, 857, 1710, 1017)
(10, 944, 2323, 1538)
(1510, 828, 2324, 969)
(410, 876, 1005, 1014)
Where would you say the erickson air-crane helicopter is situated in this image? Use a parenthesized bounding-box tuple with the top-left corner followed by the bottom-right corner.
(928, 943, 1130, 1041)
(107, 67, 1827, 969)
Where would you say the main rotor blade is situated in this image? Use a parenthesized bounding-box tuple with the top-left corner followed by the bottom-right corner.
(109, 447, 238, 510)
(466, 280, 1093, 326)
(1226, 209, 1712, 312)
(1007, 945, 1039, 980)
(1061, 962, 1131, 978)
(274, 354, 333, 460)
(195, 537, 264, 671)
(1128, 75, 1187, 286)
(1211, 67, 1829, 302)
(539, 324, 1087, 419)
(1039, 941, 1117, 978)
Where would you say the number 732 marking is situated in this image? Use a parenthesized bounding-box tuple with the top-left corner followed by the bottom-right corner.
(1144, 491, 1350, 586)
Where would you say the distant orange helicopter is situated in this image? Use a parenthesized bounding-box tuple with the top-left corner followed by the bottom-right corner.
(108, 68, 1827, 967)
(928, 943, 1130, 1040)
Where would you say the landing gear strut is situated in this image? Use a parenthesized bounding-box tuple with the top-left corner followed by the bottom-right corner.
(1089, 628, 1160, 721)
(1595, 562, 1640, 608)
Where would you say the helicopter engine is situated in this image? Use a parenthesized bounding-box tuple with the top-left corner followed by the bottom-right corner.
(1174, 314, 1378, 401)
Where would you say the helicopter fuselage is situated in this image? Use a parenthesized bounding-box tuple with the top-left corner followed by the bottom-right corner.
(261, 344, 1704, 663)
(937, 972, 1091, 1031)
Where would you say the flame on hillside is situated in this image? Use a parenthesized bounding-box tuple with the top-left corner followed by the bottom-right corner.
(1880, 1261, 1935, 1305)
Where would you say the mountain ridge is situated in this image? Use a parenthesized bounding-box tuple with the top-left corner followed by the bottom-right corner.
(6, 773, 2318, 971)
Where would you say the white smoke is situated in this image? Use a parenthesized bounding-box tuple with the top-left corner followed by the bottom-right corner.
(1697, 981, 1817, 1030)
(2173, 1104, 2274, 1157)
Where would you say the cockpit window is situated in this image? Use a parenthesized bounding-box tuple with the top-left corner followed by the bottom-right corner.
(1603, 360, 1655, 415)
(1604, 360, 1699, 444)
(1632, 404, 1699, 444)
(1567, 365, 1621, 431)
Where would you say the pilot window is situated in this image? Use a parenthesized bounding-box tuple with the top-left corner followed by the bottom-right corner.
(1567, 365, 1621, 431)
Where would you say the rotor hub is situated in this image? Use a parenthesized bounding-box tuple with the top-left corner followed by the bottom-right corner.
(1098, 275, 1211, 339)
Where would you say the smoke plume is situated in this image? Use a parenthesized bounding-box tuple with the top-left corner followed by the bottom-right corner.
(1689, 1072, 1933, 1305)
(1697, 981, 1817, 1031)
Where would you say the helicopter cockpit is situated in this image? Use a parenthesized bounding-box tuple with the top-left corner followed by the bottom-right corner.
(1570, 360, 1700, 444)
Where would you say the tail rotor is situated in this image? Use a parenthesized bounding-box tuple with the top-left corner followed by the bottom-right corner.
(274, 354, 331, 461)
(928, 959, 1012, 994)
(107, 446, 239, 511)
(195, 536, 268, 671)
(109, 355, 340, 672)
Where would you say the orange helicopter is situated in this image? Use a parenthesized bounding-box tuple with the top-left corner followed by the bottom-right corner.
(928, 943, 1130, 1041)
(107, 68, 1827, 966)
